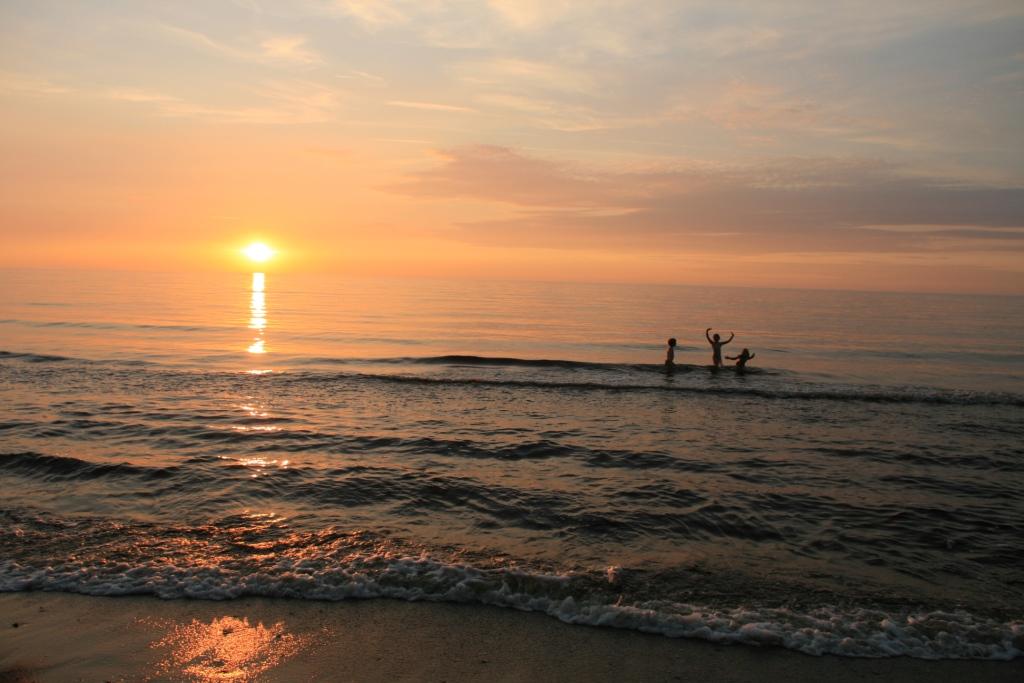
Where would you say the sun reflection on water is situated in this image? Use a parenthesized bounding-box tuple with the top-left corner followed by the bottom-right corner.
(150, 615, 310, 682)
(247, 272, 267, 356)
(241, 402, 269, 418)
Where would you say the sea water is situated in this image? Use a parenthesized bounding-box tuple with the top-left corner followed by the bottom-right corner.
(1, 269, 1022, 658)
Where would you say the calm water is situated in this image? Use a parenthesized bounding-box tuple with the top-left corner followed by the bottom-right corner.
(1, 269, 1022, 658)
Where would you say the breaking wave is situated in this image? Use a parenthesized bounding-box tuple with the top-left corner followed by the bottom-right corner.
(1, 513, 1020, 660)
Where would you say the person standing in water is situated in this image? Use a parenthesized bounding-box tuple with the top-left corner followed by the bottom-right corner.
(665, 338, 677, 372)
(705, 328, 734, 368)
(726, 348, 756, 370)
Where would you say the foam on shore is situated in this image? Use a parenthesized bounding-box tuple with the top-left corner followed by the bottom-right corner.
(3, 549, 1021, 660)
(2, 592, 1023, 683)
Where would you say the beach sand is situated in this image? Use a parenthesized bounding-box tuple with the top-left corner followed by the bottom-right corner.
(1, 593, 1021, 682)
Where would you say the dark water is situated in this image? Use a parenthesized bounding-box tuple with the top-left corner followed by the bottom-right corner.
(1, 269, 1022, 658)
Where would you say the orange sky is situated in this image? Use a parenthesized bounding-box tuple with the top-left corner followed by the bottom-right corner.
(1, 1, 1022, 293)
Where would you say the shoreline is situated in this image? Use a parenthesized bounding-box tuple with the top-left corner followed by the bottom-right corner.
(1, 592, 1022, 682)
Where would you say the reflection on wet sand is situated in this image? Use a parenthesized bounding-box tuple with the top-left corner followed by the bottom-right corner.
(248, 272, 266, 355)
(151, 615, 310, 682)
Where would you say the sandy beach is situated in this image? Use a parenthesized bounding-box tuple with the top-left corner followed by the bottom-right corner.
(0, 592, 1020, 682)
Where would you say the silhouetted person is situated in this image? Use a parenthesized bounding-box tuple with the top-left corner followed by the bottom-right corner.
(705, 328, 734, 368)
(665, 337, 677, 372)
(726, 348, 756, 370)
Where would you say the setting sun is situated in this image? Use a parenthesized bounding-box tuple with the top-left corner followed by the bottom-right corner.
(243, 242, 274, 263)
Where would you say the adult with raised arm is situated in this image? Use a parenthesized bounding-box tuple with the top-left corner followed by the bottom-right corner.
(706, 328, 734, 368)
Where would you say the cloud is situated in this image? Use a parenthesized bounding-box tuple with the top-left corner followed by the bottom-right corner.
(486, 0, 579, 30)
(0, 72, 74, 95)
(388, 100, 477, 113)
(457, 58, 597, 94)
(260, 35, 321, 64)
(106, 88, 179, 103)
(686, 25, 783, 58)
(393, 145, 1024, 255)
(105, 80, 341, 124)
(334, 70, 388, 86)
(2, 52, 340, 125)
(689, 81, 826, 131)
(159, 24, 322, 66)
(321, 0, 663, 54)
(159, 24, 251, 60)
(394, 145, 621, 208)
(330, 0, 407, 26)
(319, 1, 1020, 60)
(455, 58, 625, 130)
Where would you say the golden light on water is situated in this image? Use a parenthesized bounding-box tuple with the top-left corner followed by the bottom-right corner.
(248, 272, 267, 355)
(242, 242, 275, 263)
(151, 615, 311, 682)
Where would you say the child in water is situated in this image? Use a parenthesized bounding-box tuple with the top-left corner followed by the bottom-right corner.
(705, 328, 734, 368)
(665, 338, 677, 372)
(726, 348, 756, 370)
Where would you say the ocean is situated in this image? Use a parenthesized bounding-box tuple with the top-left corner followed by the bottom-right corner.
(1, 268, 1022, 659)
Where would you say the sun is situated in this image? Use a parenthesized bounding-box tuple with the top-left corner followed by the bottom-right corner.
(243, 242, 275, 263)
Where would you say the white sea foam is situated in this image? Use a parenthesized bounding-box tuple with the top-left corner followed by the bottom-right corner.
(2, 554, 1020, 660)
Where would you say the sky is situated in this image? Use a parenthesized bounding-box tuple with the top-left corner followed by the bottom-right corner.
(1, 0, 1022, 293)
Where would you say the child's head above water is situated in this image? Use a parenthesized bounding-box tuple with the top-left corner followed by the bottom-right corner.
(668, 338, 676, 347)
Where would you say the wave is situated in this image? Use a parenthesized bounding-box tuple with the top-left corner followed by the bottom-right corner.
(0, 451, 181, 480)
(0, 438, 657, 474)
(0, 349, 674, 372)
(3, 450, 1019, 563)
(299, 354, 768, 374)
(4, 348, 1022, 406)
(0, 318, 232, 333)
(0, 350, 70, 363)
(298, 354, 660, 371)
(319, 371, 1024, 407)
(0, 514, 1019, 660)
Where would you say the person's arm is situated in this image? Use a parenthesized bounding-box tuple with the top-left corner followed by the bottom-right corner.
(725, 332, 734, 343)
(749, 353, 755, 360)
(705, 328, 713, 343)
(726, 355, 737, 360)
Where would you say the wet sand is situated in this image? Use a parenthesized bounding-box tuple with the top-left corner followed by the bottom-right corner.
(0, 592, 1021, 682)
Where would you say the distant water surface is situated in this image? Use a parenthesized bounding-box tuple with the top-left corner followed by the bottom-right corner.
(1, 269, 1022, 659)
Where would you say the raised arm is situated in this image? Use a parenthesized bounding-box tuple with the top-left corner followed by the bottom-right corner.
(705, 328, 713, 343)
(725, 332, 735, 344)
(749, 353, 755, 360)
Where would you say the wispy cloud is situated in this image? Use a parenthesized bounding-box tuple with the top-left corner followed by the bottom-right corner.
(486, 0, 578, 30)
(334, 70, 388, 87)
(474, 93, 646, 132)
(0, 72, 74, 95)
(455, 57, 626, 130)
(260, 35, 321, 64)
(686, 25, 783, 58)
(654, 79, 924, 151)
(106, 88, 179, 103)
(159, 24, 322, 66)
(158, 24, 249, 60)
(457, 58, 597, 94)
(330, 0, 407, 26)
(106, 80, 341, 124)
(388, 100, 477, 113)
